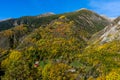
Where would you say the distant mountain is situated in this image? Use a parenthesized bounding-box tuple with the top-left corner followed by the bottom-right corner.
(0, 18, 13, 22)
(0, 13, 56, 31)
(100, 15, 115, 21)
(37, 12, 55, 18)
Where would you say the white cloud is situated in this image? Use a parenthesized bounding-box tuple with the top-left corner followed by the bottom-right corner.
(89, 0, 120, 17)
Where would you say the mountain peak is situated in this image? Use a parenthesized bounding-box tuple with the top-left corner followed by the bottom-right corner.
(37, 12, 55, 18)
(76, 8, 89, 12)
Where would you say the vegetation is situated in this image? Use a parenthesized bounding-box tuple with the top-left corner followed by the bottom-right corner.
(0, 10, 118, 80)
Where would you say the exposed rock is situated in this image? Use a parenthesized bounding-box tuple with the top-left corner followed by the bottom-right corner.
(37, 12, 55, 18)
(76, 8, 88, 12)
(100, 19, 120, 43)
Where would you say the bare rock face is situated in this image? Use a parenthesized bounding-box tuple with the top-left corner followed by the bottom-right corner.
(98, 17, 120, 44)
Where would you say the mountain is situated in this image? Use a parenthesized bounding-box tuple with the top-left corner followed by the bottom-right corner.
(89, 16, 120, 44)
(0, 9, 110, 49)
(0, 14, 56, 31)
(0, 9, 110, 32)
(1, 9, 117, 80)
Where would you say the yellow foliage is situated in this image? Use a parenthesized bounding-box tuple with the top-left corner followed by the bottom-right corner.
(106, 70, 120, 80)
(96, 40, 120, 53)
(14, 25, 27, 32)
(3, 30, 14, 37)
(1, 50, 22, 68)
(42, 63, 73, 80)
(54, 21, 63, 25)
(59, 15, 66, 19)
(97, 76, 106, 80)
(9, 50, 22, 60)
(42, 62, 52, 80)
(88, 76, 94, 80)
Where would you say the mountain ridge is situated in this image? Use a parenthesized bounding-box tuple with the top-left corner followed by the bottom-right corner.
(0, 9, 110, 31)
(0, 9, 110, 49)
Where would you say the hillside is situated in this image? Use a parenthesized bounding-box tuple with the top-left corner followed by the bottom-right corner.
(1, 9, 118, 80)
(89, 16, 120, 44)
(100, 17, 120, 44)
(78, 17, 120, 79)
(0, 9, 110, 49)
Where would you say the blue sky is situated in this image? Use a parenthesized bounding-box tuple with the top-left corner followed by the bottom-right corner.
(0, 0, 120, 20)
